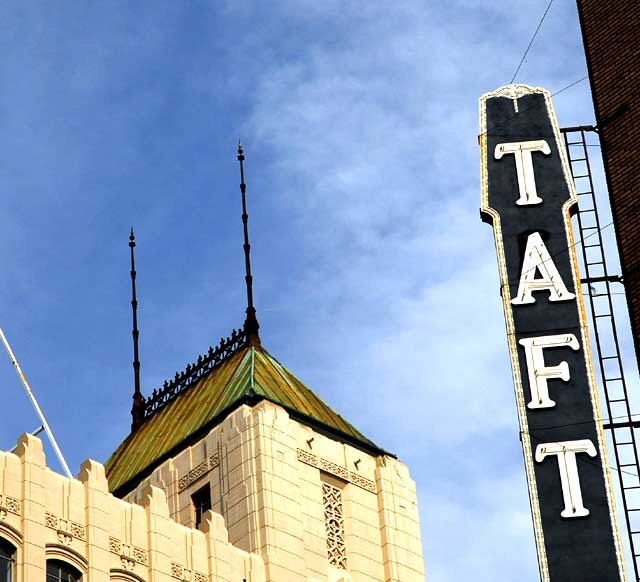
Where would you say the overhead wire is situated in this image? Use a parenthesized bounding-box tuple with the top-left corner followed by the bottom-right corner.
(528, 431, 640, 480)
(482, 75, 590, 140)
(505, 220, 614, 287)
(552, 74, 589, 97)
(510, 0, 555, 84)
(482, 2, 589, 140)
(530, 413, 640, 433)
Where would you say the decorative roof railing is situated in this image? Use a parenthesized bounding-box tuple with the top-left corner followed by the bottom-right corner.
(143, 326, 248, 419)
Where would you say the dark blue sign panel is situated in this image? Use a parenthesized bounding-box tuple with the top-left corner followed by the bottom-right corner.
(480, 85, 626, 582)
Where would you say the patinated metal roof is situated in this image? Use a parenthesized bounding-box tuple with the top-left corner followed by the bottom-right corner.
(105, 344, 384, 496)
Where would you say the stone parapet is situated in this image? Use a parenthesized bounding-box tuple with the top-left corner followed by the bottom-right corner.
(0, 433, 265, 582)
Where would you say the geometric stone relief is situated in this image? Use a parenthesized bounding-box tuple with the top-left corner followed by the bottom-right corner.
(323, 482, 347, 570)
(296, 449, 377, 493)
(108, 536, 148, 570)
(0, 495, 20, 520)
(349, 471, 376, 493)
(177, 453, 220, 492)
(132, 546, 147, 565)
(170, 562, 182, 578)
(319, 458, 350, 481)
(45, 512, 58, 529)
(45, 511, 86, 544)
(120, 555, 136, 571)
(170, 561, 207, 582)
(56, 531, 73, 546)
(296, 448, 317, 467)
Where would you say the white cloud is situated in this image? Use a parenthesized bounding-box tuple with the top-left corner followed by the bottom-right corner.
(0, 2, 627, 581)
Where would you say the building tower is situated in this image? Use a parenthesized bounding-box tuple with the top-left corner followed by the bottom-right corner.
(103, 145, 425, 581)
(104, 322, 425, 582)
(0, 147, 425, 582)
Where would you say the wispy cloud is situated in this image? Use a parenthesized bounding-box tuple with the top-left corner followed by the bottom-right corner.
(0, 2, 618, 581)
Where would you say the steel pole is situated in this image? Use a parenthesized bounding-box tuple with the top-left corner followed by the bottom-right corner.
(0, 327, 72, 478)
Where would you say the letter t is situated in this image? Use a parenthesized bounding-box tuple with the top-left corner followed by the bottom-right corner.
(494, 140, 551, 205)
(535, 440, 597, 518)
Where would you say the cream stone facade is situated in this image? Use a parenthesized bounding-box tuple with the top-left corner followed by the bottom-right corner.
(0, 400, 424, 582)
(0, 433, 263, 582)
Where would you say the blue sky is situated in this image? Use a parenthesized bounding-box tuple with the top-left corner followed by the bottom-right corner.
(0, 2, 635, 581)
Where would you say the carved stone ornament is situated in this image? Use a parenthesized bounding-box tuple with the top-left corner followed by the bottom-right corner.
(177, 453, 221, 492)
(108, 536, 148, 566)
(57, 530, 73, 546)
(69, 521, 85, 540)
(45, 512, 58, 529)
(323, 482, 347, 569)
(0, 495, 21, 517)
(350, 471, 375, 492)
(296, 449, 376, 493)
(170, 562, 183, 578)
(120, 555, 136, 571)
(170, 562, 206, 581)
(132, 546, 147, 565)
(109, 536, 121, 554)
(45, 512, 85, 544)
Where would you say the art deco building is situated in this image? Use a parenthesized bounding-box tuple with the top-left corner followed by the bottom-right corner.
(0, 150, 425, 582)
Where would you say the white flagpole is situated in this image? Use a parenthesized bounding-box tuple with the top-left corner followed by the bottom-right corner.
(0, 327, 72, 478)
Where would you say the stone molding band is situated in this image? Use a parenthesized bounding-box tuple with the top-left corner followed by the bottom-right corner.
(0, 495, 21, 517)
(171, 561, 207, 581)
(45, 512, 86, 544)
(109, 536, 148, 571)
(177, 453, 221, 492)
(296, 449, 376, 493)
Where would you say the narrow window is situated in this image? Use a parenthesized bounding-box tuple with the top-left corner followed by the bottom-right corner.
(46, 559, 82, 582)
(323, 481, 347, 569)
(0, 538, 15, 582)
(192, 484, 212, 529)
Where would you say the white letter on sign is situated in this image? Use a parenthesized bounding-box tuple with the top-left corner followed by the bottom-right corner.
(519, 334, 579, 409)
(535, 440, 597, 518)
(511, 232, 576, 305)
(494, 140, 550, 205)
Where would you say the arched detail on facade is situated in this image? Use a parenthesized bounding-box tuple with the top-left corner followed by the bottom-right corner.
(46, 544, 88, 575)
(0, 538, 15, 555)
(110, 568, 147, 582)
(0, 524, 20, 582)
(0, 535, 16, 581)
(0, 522, 22, 549)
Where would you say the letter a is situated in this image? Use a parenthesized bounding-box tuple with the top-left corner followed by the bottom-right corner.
(511, 232, 576, 305)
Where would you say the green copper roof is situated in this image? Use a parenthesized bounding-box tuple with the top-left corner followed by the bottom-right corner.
(105, 345, 384, 496)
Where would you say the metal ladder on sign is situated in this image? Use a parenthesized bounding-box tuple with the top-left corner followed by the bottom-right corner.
(562, 125, 640, 581)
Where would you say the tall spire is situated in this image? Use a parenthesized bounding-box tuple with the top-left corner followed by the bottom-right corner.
(237, 142, 260, 345)
(129, 228, 144, 431)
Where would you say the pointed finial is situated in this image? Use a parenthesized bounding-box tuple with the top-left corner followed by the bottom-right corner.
(129, 228, 144, 431)
(237, 142, 260, 346)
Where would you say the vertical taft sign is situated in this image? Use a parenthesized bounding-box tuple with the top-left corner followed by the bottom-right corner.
(480, 84, 626, 582)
